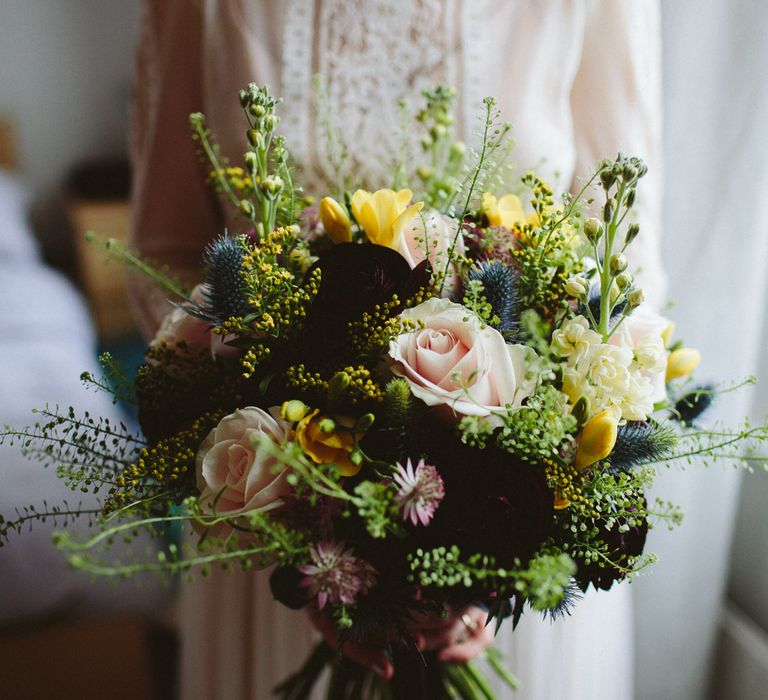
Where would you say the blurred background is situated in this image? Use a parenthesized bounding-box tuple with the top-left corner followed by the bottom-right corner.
(0, 1, 767, 698)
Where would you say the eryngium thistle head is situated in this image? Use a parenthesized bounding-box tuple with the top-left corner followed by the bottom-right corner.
(674, 384, 714, 425)
(201, 235, 251, 323)
(609, 420, 678, 471)
(583, 285, 626, 327)
(467, 261, 519, 332)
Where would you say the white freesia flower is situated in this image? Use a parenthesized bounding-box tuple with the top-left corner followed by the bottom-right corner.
(556, 315, 661, 421)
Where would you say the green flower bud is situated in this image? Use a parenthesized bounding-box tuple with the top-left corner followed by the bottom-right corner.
(572, 396, 590, 427)
(317, 418, 336, 434)
(626, 222, 640, 244)
(327, 371, 351, 399)
(249, 103, 266, 118)
(564, 276, 590, 299)
(262, 175, 284, 196)
(431, 124, 448, 140)
(281, 400, 309, 422)
(615, 271, 633, 292)
(600, 170, 616, 190)
(238, 90, 249, 108)
(627, 288, 645, 308)
(355, 413, 376, 432)
(247, 129, 260, 147)
(622, 163, 638, 181)
(244, 151, 259, 172)
(450, 141, 466, 159)
(609, 253, 628, 275)
(602, 201, 613, 223)
(263, 114, 280, 132)
(420, 134, 433, 150)
(625, 188, 636, 208)
(584, 217, 603, 242)
(416, 165, 434, 181)
(349, 450, 364, 467)
(239, 199, 255, 217)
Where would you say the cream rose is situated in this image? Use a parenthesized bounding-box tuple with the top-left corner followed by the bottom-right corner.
(196, 407, 292, 517)
(398, 209, 463, 268)
(151, 283, 238, 359)
(388, 298, 536, 420)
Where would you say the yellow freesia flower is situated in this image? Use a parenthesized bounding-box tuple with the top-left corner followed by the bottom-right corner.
(666, 348, 701, 382)
(351, 188, 423, 249)
(575, 410, 618, 471)
(296, 409, 360, 476)
(482, 192, 538, 229)
(319, 196, 352, 244)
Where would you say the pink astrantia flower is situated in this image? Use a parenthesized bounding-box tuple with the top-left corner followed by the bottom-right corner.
(393, 458, 446, 526)
(299, 542, 377, 609)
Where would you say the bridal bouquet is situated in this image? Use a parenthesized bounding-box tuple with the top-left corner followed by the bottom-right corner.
(2, 84, 765, 698)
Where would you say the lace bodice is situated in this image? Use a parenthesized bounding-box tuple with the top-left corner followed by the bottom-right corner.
(132, 0, 665, 326)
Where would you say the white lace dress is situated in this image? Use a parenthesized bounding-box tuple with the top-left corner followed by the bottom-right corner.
(131, 1, 665, 697)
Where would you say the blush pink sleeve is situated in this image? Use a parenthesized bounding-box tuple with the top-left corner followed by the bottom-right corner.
(570, 0, 666, 309)
(129, 0, 223, 337)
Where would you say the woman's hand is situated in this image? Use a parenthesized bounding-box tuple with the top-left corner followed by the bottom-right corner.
(306, 604, 493, 679)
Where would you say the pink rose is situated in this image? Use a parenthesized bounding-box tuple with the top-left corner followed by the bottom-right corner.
(610, 307, 670, 404)
(196, 406, 292, 517)
(389, 298, 536, 421)
(150, 283, 237, 359)
(398, 210, 464, 295)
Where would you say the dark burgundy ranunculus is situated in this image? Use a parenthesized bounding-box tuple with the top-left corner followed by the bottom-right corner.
(304, 243, 431, 344)
(575, 499, 649, 591)
(403, 418, 554, 574)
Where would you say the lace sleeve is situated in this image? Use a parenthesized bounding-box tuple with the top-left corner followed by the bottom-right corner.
(129, 0, 223, 338)
(570, 0, 666, 309)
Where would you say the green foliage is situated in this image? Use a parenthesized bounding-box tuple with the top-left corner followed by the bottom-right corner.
(497, 385, 577, 463)
(353, 480, 401, 539)
(461, 279, 500, 328)
(511, 553, 576, 611)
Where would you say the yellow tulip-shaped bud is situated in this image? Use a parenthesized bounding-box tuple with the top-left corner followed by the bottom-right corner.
(319, 196, 352, 244)
(350, 188, 423, 249)
(661, 322, 676, 348)
(575, 410, 619, 471)
(666, 348, 701, 381)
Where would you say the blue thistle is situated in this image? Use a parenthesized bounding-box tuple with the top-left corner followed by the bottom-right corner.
(200, 235, 251, 323)
(467, 261, 519, 332)
(582, 285, 626, 327)
(609, 420, 678, 471)
(673, 384, 714, 425)
(546, 582, 583, 622)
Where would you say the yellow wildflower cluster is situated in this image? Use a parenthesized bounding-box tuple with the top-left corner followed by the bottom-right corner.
(349, 295, 424, 355)
(240, 344, 271, 379)
(284, 364, 328, 394)
(211, 316, 246, 336)
(340, 365, 385, 404)
(209, 166, 254, 197)
(544, 458, 597, 518)
(239, 230, 321, 337)
(106, 413, 220, 513)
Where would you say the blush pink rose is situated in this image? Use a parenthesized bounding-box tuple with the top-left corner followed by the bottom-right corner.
(150, 283, 237, 359)
(196, 406, 292, 517)
(389, 298, 536, 421)
(398, 210, 464, 295)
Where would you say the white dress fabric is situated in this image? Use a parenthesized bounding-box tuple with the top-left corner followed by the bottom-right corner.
(130, 1, 665, 698)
